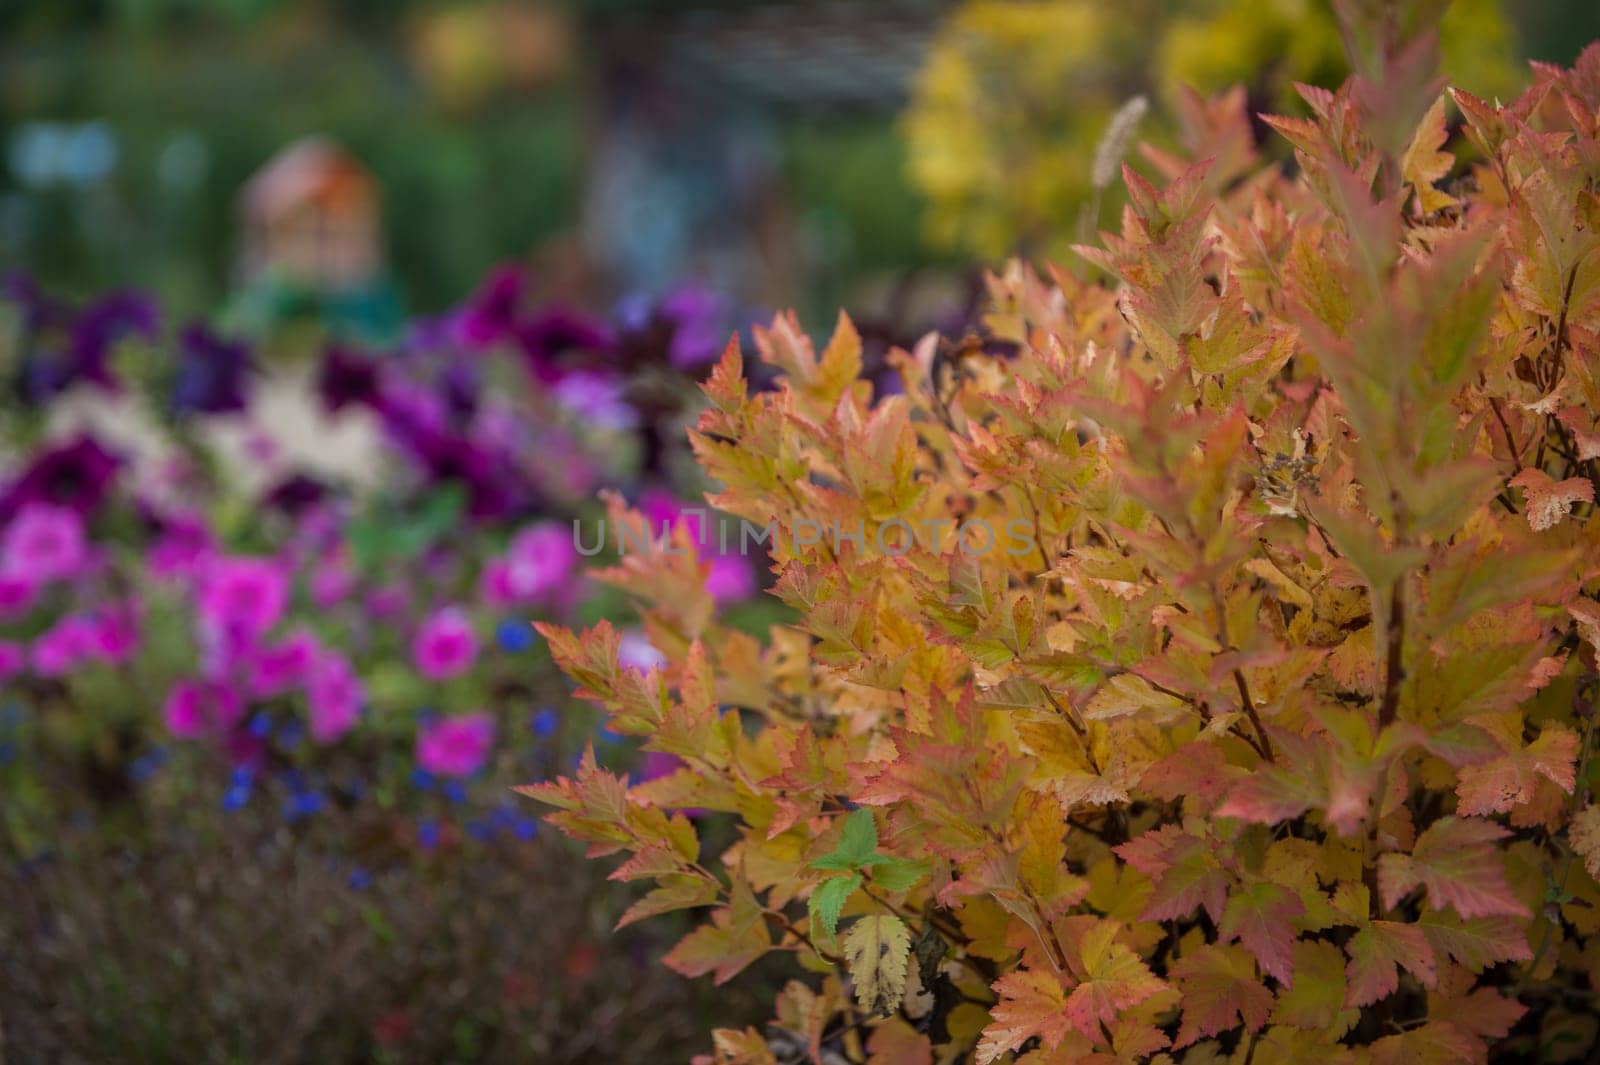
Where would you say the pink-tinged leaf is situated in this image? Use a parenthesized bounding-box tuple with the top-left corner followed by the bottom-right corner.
(1139, 742, 1237, 804)
(1117, 827, 1229, 923)
(1169, 944, 1274, 1048)
(1218, 880, 1304, 985)
(1061, 923, 1168, 1040)
(1345, 921, 1437, 1008)
(975, 968, 1073, 1064)
(1216, 767, 1317, 824)
(1378, 817, 1530, 919)
(1455, 724, 1579, 815)
(1508, 468, 1593, 531)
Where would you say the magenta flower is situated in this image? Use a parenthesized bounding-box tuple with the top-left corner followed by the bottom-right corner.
(31, 614, 99, 676)
(309, 551, 355, 609)
(415, 712, 495, 777)
(248, 628, 320, 698)
(89, 601, 141, 664)
(0, 640, 25, 681)
(0, 574, 36, 618)
(1, 502, 89, 583)
(481, 522, 575, 606)
(413, 606, 477, 681)
(705, 553, 756, 603)
(198, 556, 290, 645)
(307, 650, 363, 743)
(146, 508, 216, 579)
(164, 679, 245, 738)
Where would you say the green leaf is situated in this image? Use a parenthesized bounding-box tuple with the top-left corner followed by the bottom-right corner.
(812, 808, 881, 872)
(809, 873, 862, 937)
(870, 856, 931, 893)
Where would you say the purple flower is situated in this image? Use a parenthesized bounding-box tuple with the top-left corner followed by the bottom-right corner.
(317, 344, 382, 413)
(307, 650, 363, 743)
(456, 264, 528, 348)
(0, 434, 121, 521)
(661, 286, 725, 369)
(261, 474, 329, 516)
(515, 306, 615, 382)
(164, 679, 246, 738)
(618, 630, 666, 674)
(247, 628, 320, 698)
(0, 640, 26, 681)
(1, 503, 89, 583)
(198, 556, 290, 647)
(553, 371, 636, 430)
(172, 323, 251, 415)
(415, 712, 495, 778)
(413, 606, 477, 681)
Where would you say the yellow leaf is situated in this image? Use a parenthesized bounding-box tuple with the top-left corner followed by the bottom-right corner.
(1401, 96, 1458, 214)
(843, 915, 912, 1015)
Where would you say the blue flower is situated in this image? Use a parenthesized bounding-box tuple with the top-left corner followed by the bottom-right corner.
(410, 766, 436, 791)
(512, 816, 538, 841)
(222, 782, 252, 812)
(530, 707, 560, 738)
(417, 818, 441, 850)
(348, 867, 373, 891)
(248, 712, 274, 739)
(442, 780, 468, 804)
(282, 789, 323, 822)
(496, 618, 534, 653)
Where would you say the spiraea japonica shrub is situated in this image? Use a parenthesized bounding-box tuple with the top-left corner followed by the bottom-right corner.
(525, 14, 1600, 1064)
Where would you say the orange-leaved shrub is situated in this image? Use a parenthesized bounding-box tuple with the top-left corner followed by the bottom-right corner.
(523, 19, 1600, 1065)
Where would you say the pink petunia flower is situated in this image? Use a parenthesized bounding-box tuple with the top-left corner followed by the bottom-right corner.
(413, 605, 477, 681)
(480, 522, 575, 606)
(416, 712, 495, 777)
(0, 640, 25, 681)
(705, 554, 756, 604)
(0, 574, 36, 618)
(89, 601, 142, 664)
(198, 556, 290, 646)
(31, 614, 99, 676)
(1, 503, 89, 583)
(247, 628, 320, 698)
(309, 550, 356, 609)
(147, 510, 216, 579)
(163, 679, 245, 738)
(307, 650, 363, 743)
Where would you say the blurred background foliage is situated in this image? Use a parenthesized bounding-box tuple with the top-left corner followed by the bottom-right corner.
(4, 0, 1599, 326)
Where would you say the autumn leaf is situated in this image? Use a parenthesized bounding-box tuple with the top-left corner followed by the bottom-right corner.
(1378, 817, 1530, 919)
(1401, 95, 1458, 213)
(1061, 921, 1168, 1040)
(1508, 469, 1594, 532)
(1218, 880, 1305, 985)
(1169, 943, 1273, 1048)
(1346, 920, 1437, 1008)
